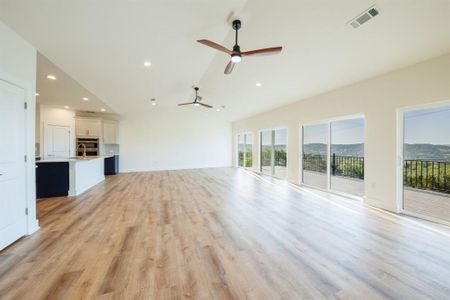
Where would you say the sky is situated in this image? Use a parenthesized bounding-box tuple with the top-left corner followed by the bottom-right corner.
(303, 118, 365, 144)
(404, 106, 450, 145)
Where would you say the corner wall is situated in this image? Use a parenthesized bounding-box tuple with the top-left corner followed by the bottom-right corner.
(233, 53, 450, 212)
(0, 20, 38, 233)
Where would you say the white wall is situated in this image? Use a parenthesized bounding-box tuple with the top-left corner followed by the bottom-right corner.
(38, 104, 77, 157)
(0, 20, 38, 233)
(233, 53, 450, 212)
(119, 108, 232, 172)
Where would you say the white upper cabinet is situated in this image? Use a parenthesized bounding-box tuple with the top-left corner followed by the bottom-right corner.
(102, 120, 118, 144)
(75, 118, 102, 137)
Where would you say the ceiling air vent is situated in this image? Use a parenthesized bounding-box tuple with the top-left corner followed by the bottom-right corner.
(349, 5, 380, 29)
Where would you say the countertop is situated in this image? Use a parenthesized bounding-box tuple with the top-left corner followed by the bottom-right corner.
(36, 155, 116, 163)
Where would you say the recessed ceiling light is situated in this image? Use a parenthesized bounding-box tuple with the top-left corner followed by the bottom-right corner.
(100, 108, 106, 112)
(216, 108, 221, 112)
(82, 97, 89, 101)
(150, 98, 157, 106)
(256, 82, 262, 87)
(144, 61, 151, 67)
(63, 106, 69, 109)
(47, 74, 57, 80)
(35, 92, 40, 96)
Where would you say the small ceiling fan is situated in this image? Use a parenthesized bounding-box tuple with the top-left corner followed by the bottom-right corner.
(178, 87, 212, 108)
(197, 19, 283, 74)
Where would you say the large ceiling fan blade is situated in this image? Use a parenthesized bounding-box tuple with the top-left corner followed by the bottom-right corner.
(224, 61, 235, 75)
(178, 102, 193, 106)
(241, 46, 283, 56)
(199, 103, 213, 108)
(197, 39, 232, 54)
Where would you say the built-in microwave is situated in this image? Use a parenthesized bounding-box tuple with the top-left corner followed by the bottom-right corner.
(76, 138, 99, 156)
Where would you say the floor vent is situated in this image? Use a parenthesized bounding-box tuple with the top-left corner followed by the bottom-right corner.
(349, 5, 380, 29)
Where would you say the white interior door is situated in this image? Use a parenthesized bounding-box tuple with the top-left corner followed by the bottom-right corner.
(0, 80, 27, 250)
(45, 124, 70, 159)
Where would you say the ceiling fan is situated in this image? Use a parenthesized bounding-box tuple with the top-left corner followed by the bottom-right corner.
(178, 87, 212, 108)
(197, 19, 283, 74)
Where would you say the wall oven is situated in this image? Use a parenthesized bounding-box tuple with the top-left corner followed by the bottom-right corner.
(76, 138, 99, 156)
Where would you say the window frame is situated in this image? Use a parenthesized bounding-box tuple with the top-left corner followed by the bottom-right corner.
(258, 127, 288, 179)
(299, 114, 365, 198)
(236, 132, 253, 169)
(396, 100, 450, 225)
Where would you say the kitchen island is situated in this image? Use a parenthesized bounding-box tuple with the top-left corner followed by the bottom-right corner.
(68, 156, 106, 196)
(36, 155, 113, 198)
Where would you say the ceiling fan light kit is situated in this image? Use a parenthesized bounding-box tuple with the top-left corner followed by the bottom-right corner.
(197, 19, 282, 75)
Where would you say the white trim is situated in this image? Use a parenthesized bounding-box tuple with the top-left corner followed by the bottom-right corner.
(300, 182, 363, 202)
(364, 196, 399, 212)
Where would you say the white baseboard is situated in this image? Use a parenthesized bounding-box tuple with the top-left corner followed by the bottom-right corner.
(364, 196, 399, 213)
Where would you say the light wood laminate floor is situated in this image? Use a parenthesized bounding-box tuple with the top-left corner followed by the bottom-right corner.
(1, 168, 450, 299)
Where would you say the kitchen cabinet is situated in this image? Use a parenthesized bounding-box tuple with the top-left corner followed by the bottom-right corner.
(104, 155, 119, 175)
(36, 161, 70, 198)
(75, 118, 101, 137)
(102, 120, 118, 144)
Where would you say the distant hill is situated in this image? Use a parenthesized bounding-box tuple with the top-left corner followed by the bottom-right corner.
(303, 143, 450, 161)
(304, 143, 364, 157)
(404, 144, 450, 160)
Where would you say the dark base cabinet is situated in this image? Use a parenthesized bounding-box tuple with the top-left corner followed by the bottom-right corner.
(36, 162, 70, 198)
(104, 155, 119, 175)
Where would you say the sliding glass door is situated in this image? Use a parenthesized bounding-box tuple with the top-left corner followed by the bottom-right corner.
(330, 118, 365, 196)
(238, 134, 245, 167)
(260, 128, 288, 178)
(260, 130, 273, 175)
(244, 133, 253, 168)
(302, 123, 328, 189)
(402, 105, 450, 222)
(274, 129, 288, 178)
(237, 133, 253, 168)
(302, 116, 365, 196)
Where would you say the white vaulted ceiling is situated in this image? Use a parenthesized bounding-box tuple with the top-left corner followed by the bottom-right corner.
(1, 0, 450, 121)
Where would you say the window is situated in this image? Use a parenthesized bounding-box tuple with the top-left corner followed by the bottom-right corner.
(238, 134, 245, 167)
(402, 105, 450, 222)
(302, 117, 365, 196)
(260, 128, 288, 178)
(302, 123, 328, 189)
(245, 134, 253, 168)
(260, 130, 272, 175)
(237, 133, 253, 168)
(330, 118, 365, 196)
(274, 129, 288, 178)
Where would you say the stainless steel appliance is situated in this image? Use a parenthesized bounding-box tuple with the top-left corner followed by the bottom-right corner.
(76, 138, 99, 156)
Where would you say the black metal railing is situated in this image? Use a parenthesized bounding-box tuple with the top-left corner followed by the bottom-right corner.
(302, 155, 450, 194)
(303, 154, 364, 179)
(302, 154, 327, 173)
(404, 160, 450, 194)
(331, 154, 364, 180)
